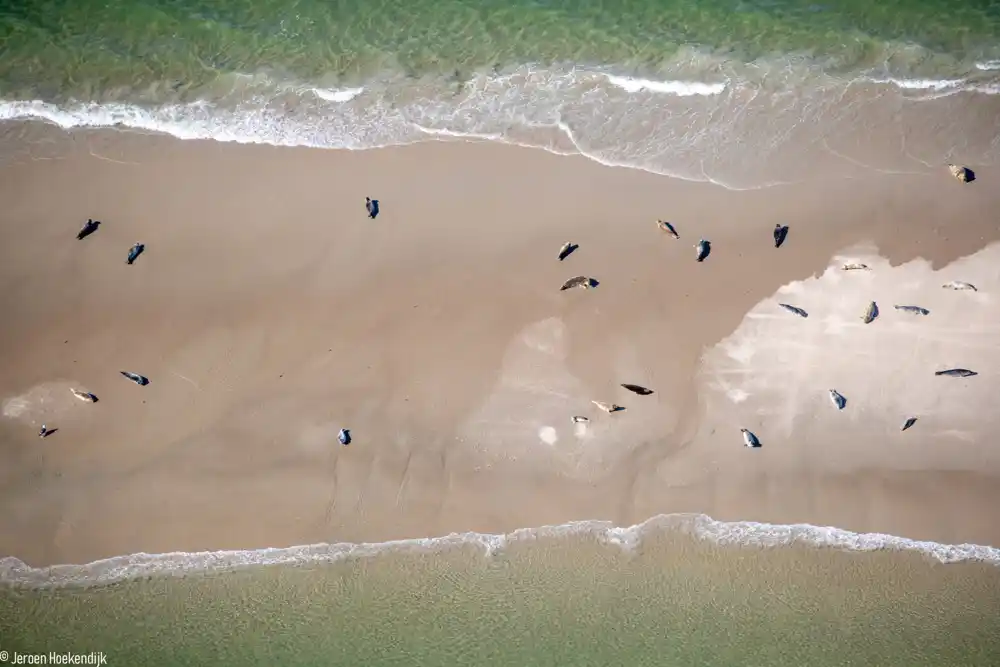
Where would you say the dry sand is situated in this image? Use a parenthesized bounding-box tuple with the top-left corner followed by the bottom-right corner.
(2, 121, 1000, 567)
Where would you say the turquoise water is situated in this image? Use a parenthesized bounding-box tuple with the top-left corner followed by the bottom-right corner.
(2, 0, 1000, 186)
(2, 0, 1000, 91)
(3, 531, 1000, 666)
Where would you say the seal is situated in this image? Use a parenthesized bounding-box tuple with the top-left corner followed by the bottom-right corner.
(38, 424, 49, 439)
(120, 370, 149, 386)
(829, 389, 846, 410)
(126, 242, 144, 265)
(948, 164, 975, 183)
(893, 305, 930, 315)
(942, 281, 977, 291)
(572, 416, 590, 424)
(741, 428, 761, 448)
(560, 276, 597, 291)
(338, 428, 351, 445)
(695, 239, 711, 262)
(657, 220, 680, 239)
(862, 301, 878, 324)
(592, 400, 625, 413)
(621, 383, 654, 396)
(70, 389, 98, 403)
(778, 303, 808, 318)
(365, 197, 379, 219)
(935, 368, 977, 377)
(77, 218, 100, 240)
(841, 263, 870, 271)
(901, 417, 918, 432)
(558, 242, 578, 261)
(773, 224, 789, 248)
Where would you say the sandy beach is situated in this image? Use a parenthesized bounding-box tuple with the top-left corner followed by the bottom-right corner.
(2, 121, 1000, 568)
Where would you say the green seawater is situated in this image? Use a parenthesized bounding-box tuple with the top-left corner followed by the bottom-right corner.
(3, 534, 1000, 666)
(1, 0, 1000, 99)
(2, 0, 1000, 189)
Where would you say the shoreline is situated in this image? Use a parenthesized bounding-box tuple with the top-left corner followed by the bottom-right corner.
(4, 511, 1000, 589)
(3, 56, 1000, 191)
(3, 122, 1000, 572)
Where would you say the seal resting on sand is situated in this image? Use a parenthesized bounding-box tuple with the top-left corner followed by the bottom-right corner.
(935, 368, 977, 377)
(942, 281, 977, 291)
(70, 389, 97, 403)
(695, 239, 711, 262)
(120, 370, 149, 386)
(778, 303, 808, 318)
(894, 305, 930, 315)
(76, 218, 100, 240)
(862, 301, 878, 324)
(829, 389, 846, 410)
(773, 224, 789, 248)
(338, 428, 351, 445)
(572, 416, 589, 424)
(560, 276, 596, 291)
(126, 242, 144, 265)
(558, 242, 578, 261)
(901, 417, 918, 432)
(841, 263, 869, 271)
(948, 164, 974, 183)
(365, 197, 379, 219)
(741, 428, 761, 448)
(657, 220, 680, 239)
(592, 400, 625, 413)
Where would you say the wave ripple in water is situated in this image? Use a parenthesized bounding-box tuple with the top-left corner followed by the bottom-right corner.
(3, 0, 1000, 187)
(3, 57, 1000, 190)
(2, 513, 998, 589)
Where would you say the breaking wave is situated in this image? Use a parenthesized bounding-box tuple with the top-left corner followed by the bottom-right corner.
(601, 74, 728, 96)
(2, 60, 999, 190)
(2, 513, 998, 589)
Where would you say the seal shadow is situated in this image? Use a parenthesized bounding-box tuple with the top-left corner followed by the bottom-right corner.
(965, 168, 977, 183)
(40, 428, 58, 438)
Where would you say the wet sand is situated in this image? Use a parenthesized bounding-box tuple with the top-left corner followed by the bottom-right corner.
(2, 121, 1000, 568)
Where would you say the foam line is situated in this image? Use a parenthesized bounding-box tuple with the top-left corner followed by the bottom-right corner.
(2, 513, 997, 589)
(311, 86, 365, 103)
(602, 74, 727, 96)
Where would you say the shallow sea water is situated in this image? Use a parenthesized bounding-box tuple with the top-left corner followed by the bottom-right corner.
(2, 0, 1000, 188)
(3, 533, 1000, 666)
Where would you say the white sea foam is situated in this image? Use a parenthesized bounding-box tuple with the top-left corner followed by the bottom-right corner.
(861, 76, 1000, 96)
(975, 60, 1000, 71)
(861, 76, 1000, 97)
(602, 74, 727, 96)
(2, 513, 997, 589)
(889, 77, 966, 91)
(1, 60, 999, 191)
(311, 86, 365, 103)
